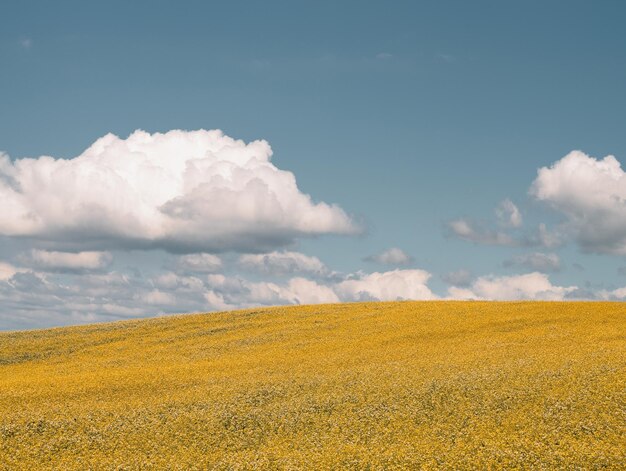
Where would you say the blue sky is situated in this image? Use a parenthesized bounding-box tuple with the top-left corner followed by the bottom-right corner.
(1, 1, 626, 329)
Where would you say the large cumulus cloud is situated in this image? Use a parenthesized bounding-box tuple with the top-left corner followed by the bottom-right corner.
(530, 151, 626, 255)
(0, 129, 358, 253)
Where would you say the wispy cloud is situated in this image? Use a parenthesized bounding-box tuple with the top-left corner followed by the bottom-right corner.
(503, 252, 560, 273)
(364, 247, 413, 266)
(19, 38, 33, 49)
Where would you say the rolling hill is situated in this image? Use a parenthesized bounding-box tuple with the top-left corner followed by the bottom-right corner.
(0, 301, 624, 469)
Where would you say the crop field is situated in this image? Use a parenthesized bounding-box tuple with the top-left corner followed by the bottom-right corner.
(0, 301, 624, 469)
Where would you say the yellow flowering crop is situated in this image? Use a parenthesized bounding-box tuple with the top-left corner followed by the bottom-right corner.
(0, 301, 624, 469)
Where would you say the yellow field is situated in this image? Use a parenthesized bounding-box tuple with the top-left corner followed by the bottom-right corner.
(0, 301, 624, 469)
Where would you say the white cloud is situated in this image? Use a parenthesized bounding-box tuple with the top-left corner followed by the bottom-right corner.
(22, 249, 112, 272)
(364, 247, 413, 265)
(285, 278, 340, 304)
(238, 251, 328, 276)
(449, 272, 576, 301)
(0, 130, 358, 253)
(504, 252, 561, 272)
(598, 286, 626, 300)
(175, 253, 222, 273)
(153, 272, 205, 293)
(496, 199, 522, 228)
(140, 289, 177, 306)
(530, 151, 626, 255)
(335, 269, 437, 301)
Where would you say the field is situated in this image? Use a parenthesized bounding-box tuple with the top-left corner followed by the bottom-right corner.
(0, 301, 624, 469)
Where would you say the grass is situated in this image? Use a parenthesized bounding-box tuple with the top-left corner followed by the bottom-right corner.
(0, 301, 624, 469)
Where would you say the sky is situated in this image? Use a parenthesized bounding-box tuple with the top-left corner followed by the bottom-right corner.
(1, 0, 626, 330)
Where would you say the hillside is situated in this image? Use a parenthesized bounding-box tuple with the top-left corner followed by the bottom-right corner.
(0, 301, 624, 469)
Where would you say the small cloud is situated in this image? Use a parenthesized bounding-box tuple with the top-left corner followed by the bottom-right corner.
(495, 199, 522, 228)
(19, 38, 33, 49)
(503, 252, 561, 273)
(436, 53, 455, 63)
(447, 218, 516, 246)
(376, 52, 393, 60)
(364, 247, 413, 266)
(140, 289, 177, 306)
(527, 223, 562, 249)
(447, 210, 561, 249)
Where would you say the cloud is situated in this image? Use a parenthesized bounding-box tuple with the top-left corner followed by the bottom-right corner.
(598, 286, 626, 300)
(0, 263, 441, 329)
(205, 269, 437, 306)
(448, 197, 562, 249)
(0, 130, 358, 253)
(447, 216, 560, 249)
(447, 218, 517, 246)
(140, 289, 177, 306)
(528, 223, 562, 249)
(447, 197, 524, 247)
(530, 151, 626, 255)
(19, 38, 33, 49)
(335, 269, 437, 302)
(20, 249, 112, 272)
(436, 53, 456, 63)
(503, 252, 560, 272)
(448, 272, 576, 301)
(285, 277, 340, 304)
(0, 262, 22, 281)
(175, 253, 222, 273)
(364, 247, 413, 266)
(441, 269, 472, 287)
(496, 199, 522, 228)
(238, 251, 328, 276)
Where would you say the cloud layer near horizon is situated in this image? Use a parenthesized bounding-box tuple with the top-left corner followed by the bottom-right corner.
(0, 249, 596, 330)
(0, 129, 358, 253)
(0, 264, 439, 329)
(448, 272, 576, 301)
(1, 139, 624, 331)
